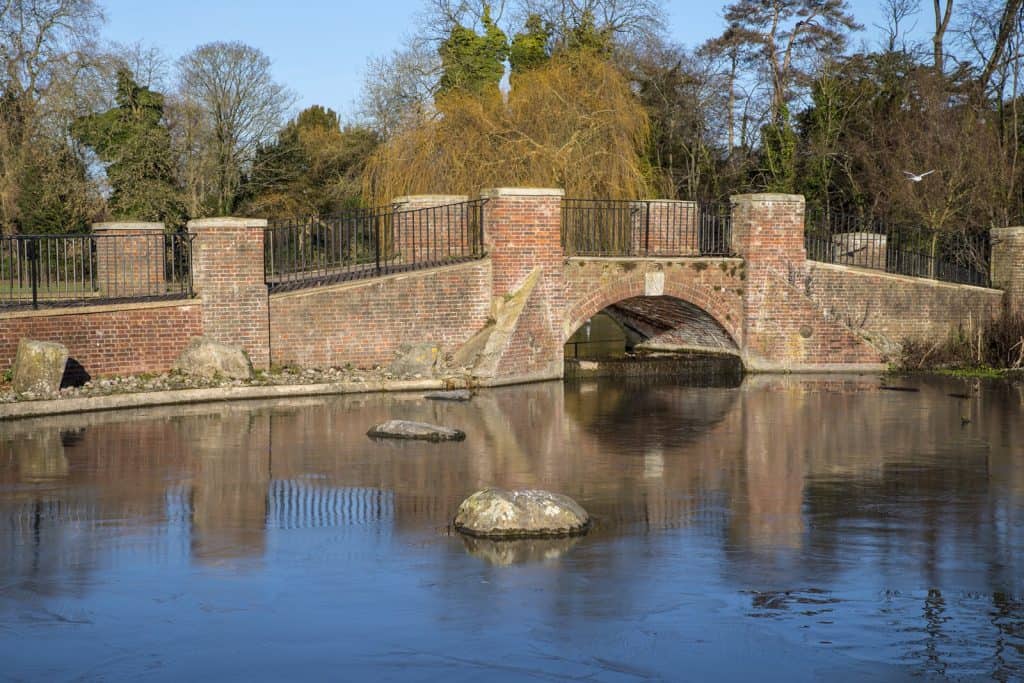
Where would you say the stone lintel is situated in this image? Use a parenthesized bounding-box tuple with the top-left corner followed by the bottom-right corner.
(480, 187, 565, 199)
(187, 217, 268, 231)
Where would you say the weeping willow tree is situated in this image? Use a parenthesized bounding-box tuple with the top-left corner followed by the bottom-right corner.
(363, 53, 655, 204)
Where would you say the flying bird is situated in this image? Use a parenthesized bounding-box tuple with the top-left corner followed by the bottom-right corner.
(903, 170, 936, 182)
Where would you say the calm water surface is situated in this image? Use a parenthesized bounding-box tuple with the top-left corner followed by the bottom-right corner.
(1, 375, 1022, 681)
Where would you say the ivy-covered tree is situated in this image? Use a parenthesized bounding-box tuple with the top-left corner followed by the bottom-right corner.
(510, 14, 551, 75)
(438, 5, 509, 96)
(72, 69, 182, 223)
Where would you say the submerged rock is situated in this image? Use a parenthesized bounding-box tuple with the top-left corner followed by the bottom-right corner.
(424, 389, 472, 401)
(366, 419, 466, 442)
(454, 488, 590, 538)
(12, 339, 69, 397)
(460, 534, 581, 566)
(173, 336, 254, 380)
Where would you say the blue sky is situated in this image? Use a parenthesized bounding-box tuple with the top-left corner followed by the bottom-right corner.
(99, 1, 913, 120)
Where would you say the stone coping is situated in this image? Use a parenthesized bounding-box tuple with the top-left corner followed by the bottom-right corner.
(565, 256, 744, 264)
(392, 194, 469, 205)
(730, 193, 805, 203)
(92, 222, 165, 231)
(991, 226, 1024, 237)
(187, 217, 267, 229)
(808, 260, 1003, 293)
(0, 298, 199, 320)
(480, 187, 565, 198)
(0, 370, 575, 422)
(268, 258, 491, 300)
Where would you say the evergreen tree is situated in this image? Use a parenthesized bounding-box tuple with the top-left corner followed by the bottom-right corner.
(246, 105, 379, 218)
(72, 70, 182, 224)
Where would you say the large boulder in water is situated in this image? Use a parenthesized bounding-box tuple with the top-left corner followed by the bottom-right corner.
(454, 488, 590, 538)
(367, 419, 466, 442)
(11, 339, 69, 397)
(173, 336, 254, 380)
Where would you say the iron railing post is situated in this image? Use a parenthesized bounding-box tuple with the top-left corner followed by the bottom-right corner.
(644, 201, 651, 256)
(27, 237, 39, 310)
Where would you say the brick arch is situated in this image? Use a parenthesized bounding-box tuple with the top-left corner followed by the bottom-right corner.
(563, 270, 743, 349)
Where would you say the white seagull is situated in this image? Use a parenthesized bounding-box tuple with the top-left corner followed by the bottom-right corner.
(903, 170, 936, 182)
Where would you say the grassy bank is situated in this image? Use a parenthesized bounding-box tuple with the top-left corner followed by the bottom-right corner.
(897, 312, 1024, 379)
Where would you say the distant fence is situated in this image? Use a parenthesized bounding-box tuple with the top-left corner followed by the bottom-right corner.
(265, 199, 486, 293)
(804, 209, 991, 287)
(562, 199, 732, 257)
(0, 232, 194, 310)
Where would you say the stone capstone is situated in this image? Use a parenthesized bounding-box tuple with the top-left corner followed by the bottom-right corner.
(12, 339, 69, 397)
(172, 336, 254, 380)
(424, 389, 472, 401)
(389, 342, 441, 377)
(453, 488, 590, 538)
(366, 419, 466, 442)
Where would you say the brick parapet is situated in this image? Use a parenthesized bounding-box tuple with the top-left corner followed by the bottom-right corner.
(268, 260, 491, 369)
(992, 226, 1024, 315)
(187, 217, 270, 369)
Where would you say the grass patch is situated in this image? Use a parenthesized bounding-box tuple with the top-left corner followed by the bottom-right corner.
(935, 366, 1007, 379)
(898, 311, 1024, 375)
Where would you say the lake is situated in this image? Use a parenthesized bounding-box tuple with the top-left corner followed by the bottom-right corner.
(1, 374, 1022, 681)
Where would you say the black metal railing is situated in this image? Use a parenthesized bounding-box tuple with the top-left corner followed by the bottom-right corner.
(804, 209, 991, 287)
(0, 232, 194, 310)
(562, 199, 732, 257)
(265, 200, 486, 293)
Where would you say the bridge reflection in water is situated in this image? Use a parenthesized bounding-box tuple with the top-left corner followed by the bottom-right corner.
(0, 376, 1022, 679)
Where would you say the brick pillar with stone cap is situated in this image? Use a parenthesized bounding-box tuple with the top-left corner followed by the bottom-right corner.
(482, 187, 566, 380)
(730, 193, 881, 369)
(92, 222, 166, 297)
(991, 227, 1024, 316)
(187, 217, 270, 369)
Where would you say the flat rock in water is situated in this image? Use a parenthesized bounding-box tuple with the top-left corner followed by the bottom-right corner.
(454, 488, 590, 538)
(367, 419, 466, 442)
(424, 389, 472, 401)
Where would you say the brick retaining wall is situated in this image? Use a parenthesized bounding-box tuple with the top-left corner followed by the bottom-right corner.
(0, 301, 202, 379)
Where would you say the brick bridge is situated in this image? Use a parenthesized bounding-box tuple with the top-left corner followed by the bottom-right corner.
(3, 189, 1021, 384)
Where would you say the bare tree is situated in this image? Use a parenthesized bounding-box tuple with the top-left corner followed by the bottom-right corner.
(876, 0, 921, 52)
(176, 41, 294, 216)
(514, 0, 664, 49)
(932, 0, 955, 71)
(0, 0, 105, 233)
(719, 0, 861, 123)
(358, 43, 440, 137)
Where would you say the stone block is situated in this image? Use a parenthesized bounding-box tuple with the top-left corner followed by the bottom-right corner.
(12, 339, 69, 396)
